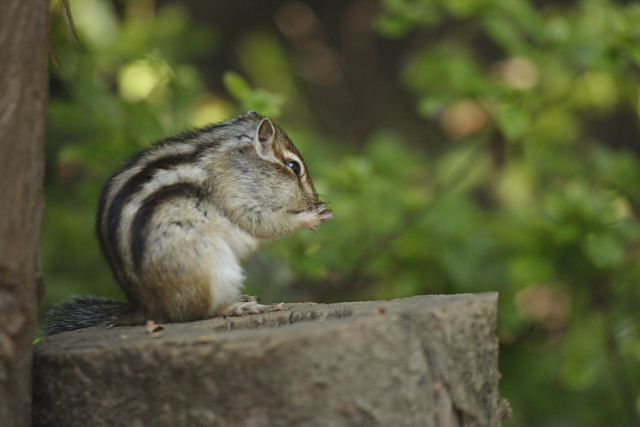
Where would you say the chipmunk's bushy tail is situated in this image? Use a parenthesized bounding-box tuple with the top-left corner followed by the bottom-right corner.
(43, 295, 133, 336)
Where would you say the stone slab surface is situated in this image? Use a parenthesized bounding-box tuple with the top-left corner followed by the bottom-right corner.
(33, 293, 510, 426)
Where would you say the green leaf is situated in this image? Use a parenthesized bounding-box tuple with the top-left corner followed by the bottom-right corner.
(496, 103, 530, 141)
(583, 232, 624, 268)
(222, 71, 284, 117)
(223, 71, 252, 100)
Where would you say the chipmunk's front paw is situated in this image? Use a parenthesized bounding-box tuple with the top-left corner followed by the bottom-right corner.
(312, 203, 333, 223)
(298, 202, 333, 231)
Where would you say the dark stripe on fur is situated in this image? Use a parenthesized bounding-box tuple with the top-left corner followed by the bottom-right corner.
(97, 112, 262, 282)
(130, 182, 203, 272)
(99, 144, 212, 280)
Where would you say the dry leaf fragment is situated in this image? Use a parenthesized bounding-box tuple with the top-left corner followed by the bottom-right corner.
(146, 320, 165, 334)
(197, 334, 217, 343)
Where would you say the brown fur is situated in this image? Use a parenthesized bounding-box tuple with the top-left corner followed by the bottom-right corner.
(44, 112, 332, 335)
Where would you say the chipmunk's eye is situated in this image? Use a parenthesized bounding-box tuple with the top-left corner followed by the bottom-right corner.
(286, 160, 301, 176)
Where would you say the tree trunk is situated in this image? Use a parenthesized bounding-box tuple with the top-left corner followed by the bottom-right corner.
(0, 0, 49, 425)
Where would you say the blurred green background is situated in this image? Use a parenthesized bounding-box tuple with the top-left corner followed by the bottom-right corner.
(44, 0, 640, 425)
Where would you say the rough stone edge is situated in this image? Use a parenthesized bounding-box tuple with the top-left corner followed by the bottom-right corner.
(33, 293, 510, 426)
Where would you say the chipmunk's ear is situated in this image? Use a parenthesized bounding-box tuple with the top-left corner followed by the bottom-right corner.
(254, 117, 277, 159)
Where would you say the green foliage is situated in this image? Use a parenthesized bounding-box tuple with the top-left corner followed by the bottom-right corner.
(223, 71, 285, 118)
(44, 0, 224, 304)
(373, 1, 640, 425)
(44, 0, 640, 425)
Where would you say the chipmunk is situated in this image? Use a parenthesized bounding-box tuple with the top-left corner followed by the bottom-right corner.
(44, 111, 332, 336)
